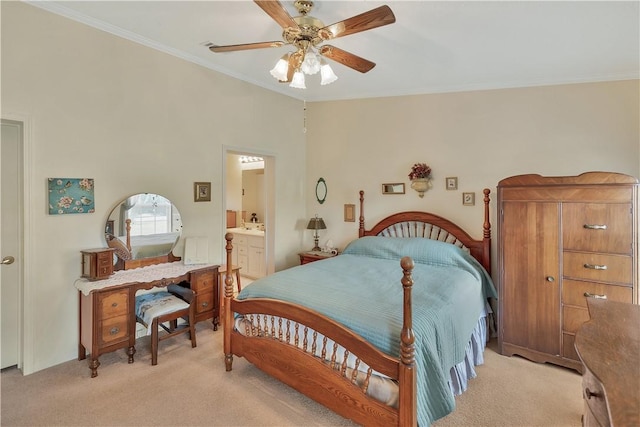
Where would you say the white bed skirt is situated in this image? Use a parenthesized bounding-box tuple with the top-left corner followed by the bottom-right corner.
(448, 308, 489, 396)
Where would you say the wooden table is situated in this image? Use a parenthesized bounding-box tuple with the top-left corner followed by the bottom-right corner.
(574, 298, 639, 427)
(298, 251, 338, 265)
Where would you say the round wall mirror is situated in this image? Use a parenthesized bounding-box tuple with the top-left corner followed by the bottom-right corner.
(104, 193, 182, 261)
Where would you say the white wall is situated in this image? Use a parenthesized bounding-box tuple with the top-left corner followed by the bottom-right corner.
(305, 81, 640, 272)
(1, 2, 307, 373)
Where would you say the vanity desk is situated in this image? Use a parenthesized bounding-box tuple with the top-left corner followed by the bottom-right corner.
(75, 261, 219, 378)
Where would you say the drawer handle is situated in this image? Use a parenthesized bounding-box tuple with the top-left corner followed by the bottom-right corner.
(110, 327, 120, 335)
(202, 301, 209, 307)
(545, 276, 555, 282)
(585, 387, 602, 400)
(583, 224, 607, 230)
(111, 302, 118, 307)
(584, 292, 607, 300)
(584, 263, 607, 270)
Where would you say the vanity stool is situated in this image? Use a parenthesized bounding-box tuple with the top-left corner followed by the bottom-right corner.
(135, 284, 197, 365)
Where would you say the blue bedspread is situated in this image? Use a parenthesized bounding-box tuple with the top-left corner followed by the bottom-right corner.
(237, 237, 497, 425)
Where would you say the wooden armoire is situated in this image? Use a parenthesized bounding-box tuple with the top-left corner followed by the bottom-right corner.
(497, 172, 638, 371)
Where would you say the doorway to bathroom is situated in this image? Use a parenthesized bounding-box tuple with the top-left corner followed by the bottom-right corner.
(224, 149, 274, 284)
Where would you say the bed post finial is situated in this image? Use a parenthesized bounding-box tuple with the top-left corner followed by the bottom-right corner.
(358, 190, 365, 237)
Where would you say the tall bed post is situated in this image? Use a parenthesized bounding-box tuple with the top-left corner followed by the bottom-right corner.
(482, 188, 491, 273)
(398, 256, 417, 426)
(358, 190, 365, 237)
(224, 232, 234, 371)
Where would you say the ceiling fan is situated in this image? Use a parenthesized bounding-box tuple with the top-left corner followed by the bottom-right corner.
(209, 0, 396, 88)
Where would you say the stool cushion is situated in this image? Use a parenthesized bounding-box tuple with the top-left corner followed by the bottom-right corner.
(135, 291, 189, 335)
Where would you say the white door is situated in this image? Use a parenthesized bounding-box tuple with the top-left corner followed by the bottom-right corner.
(1, 119, 22, 369)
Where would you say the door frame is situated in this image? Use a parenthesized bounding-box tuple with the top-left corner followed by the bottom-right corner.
(222, 146, 275, 277)
(1, 113, 33, 374)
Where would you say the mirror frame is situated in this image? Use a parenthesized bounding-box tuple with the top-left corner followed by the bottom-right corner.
(382, 183, 405, 194)
(105, 193, 182, 270)
(316, 177, 327, 204)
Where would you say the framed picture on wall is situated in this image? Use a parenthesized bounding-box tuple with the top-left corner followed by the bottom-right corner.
(47, 178, 95, 215)
(194, 182, 211, 202)
(446, 177, 458, 190)
(462, 192, 475, 206)
(344, 204, 355, 222)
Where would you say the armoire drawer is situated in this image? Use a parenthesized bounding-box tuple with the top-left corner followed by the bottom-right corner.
(562, 279, 632, 308)
(563, 252, 632, 284)
(563, 306, 590, 334)
(562, 203, 632, 255)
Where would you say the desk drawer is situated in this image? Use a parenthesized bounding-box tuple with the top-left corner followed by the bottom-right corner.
(582, 367, 611, 427)
(191, 269, 215, 293)
(563, 252, 632, 284)
(195, 291, 214, 316)
(99, 315, 128, 346)
(98, 289, 128, 318)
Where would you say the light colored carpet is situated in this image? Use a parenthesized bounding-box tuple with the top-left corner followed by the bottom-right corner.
(1, 323, 583, 426)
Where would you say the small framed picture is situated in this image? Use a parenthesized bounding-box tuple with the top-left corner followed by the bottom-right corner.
(446, 177, 458, 190)
(462, 192, 475, 206)
(194, 182, 211, 202)
(344, 204, 356, 222)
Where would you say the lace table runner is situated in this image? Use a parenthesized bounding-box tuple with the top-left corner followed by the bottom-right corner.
(74, 261, 218, 296)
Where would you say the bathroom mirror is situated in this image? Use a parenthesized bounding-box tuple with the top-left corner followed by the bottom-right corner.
(105, 193, 182, 268)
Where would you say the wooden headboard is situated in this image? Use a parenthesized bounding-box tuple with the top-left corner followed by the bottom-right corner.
(358, 189, 492, 273)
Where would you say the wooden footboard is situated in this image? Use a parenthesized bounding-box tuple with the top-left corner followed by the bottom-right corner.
(223, 233, 417, 427)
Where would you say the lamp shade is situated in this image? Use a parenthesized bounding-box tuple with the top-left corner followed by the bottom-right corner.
(270, 53, 291, 81)
(306, 217, 326, 230)
(290, 70, 306, 89)
(320, 63, 338, 85)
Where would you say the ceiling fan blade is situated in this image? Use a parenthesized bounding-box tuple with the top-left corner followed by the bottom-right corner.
(318, 45, 375, 73)
(254, 0, 298, 29)
(209, 41, 284, 53)
(319, 5, 395, 40)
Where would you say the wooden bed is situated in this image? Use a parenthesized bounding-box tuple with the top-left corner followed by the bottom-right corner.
(222, 189, 492, 427)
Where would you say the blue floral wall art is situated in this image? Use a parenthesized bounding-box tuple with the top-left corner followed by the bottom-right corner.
(48, 178, 95, 215)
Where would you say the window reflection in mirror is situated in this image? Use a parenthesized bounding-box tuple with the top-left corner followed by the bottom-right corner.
(105, 193, 182, 260)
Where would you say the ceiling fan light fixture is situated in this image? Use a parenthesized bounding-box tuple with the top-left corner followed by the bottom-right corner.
(301, 50, 321, 75)
(290, 69, 306, 89)
(270, 53, 291, 81)
(320, 62, 338, 85)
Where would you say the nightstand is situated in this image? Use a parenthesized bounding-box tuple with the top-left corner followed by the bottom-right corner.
(298, 251, 338, 265)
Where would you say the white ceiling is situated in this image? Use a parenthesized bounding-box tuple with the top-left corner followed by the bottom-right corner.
(29, 1, 640, 102)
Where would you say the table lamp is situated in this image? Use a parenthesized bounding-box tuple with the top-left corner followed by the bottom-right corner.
(306, 215, 326, 251)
